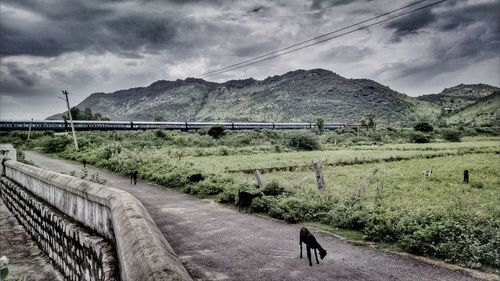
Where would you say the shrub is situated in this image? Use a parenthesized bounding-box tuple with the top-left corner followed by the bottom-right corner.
(43, 137, 73, 153)
(410, 132, 431, 143)
(413, 122, 434, 132)
(208, 125, 225, 139)
(154, 129, 168, 139)
(316, 118, 325, 135)
(217, 183, 252, 204)
(288, 133, 320, 151)
(442, 129, 461, 142)
(191, 175, 234, 197)
(262, 180, 285, 196)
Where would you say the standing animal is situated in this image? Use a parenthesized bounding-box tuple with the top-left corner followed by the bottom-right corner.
(130, 170, 138, 185)
(463, 170, 469, 183)
(236, 191, 262, 212)
(423, 169, 432, 179)
(300, 227, 327, 266)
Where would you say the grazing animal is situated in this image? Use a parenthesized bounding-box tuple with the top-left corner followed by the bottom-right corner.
(188, 173, 204, 183)
(300, 227, 327, 266)
(236, 191, 262, 212)
(463, 170, 469, 183)
(423, 169, 432, 179)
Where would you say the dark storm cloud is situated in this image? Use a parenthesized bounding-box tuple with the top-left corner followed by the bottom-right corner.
(0, 0, 180, 57)
(310, 0, 372, 9)
(0, 63, 39, 88)
(385, 1, 499, 42)
(385, 9, 436, 41)
(383, 1, 499, 80)
(100, 14, 177, 54)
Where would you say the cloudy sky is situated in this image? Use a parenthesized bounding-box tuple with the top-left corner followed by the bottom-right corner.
(0, 0, 498, 120)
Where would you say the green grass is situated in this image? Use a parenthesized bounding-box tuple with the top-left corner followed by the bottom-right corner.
(236, 154, 500, 217)
(186, 141, 498, 173)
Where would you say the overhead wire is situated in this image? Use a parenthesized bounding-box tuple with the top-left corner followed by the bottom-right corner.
(197, 0, 448, 78)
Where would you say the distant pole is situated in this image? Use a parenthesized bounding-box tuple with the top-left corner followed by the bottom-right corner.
(62, 90, 79, 150)
(27, 118, 33, 140)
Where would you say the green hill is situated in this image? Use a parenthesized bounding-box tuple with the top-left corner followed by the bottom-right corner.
(445, 92, 500, 126)
(48, 69, 442, 125)
(418, 83, 499, 112)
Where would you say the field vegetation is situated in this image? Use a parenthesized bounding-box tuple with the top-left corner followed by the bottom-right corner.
(0, 126, 499, 272)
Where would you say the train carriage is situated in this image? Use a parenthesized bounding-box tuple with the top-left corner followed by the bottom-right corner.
(0, 120, 346, 131)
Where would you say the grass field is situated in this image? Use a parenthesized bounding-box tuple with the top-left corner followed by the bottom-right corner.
(235, 154, 500, 216)
(1, 129, 499, 271)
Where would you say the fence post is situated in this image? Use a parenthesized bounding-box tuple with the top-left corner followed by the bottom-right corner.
(254, 170, 264, 188)
(313, 161, 326, 191)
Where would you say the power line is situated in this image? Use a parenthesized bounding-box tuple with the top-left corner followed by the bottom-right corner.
(197, 0, 431, 78)
(197, 0, 448, 78)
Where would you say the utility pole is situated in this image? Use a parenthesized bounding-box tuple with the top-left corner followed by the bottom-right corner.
(61, 90, 79, 150)
(27, 118, 33, 140)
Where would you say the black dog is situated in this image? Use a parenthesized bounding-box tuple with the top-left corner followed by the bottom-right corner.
(300, 227, 327, 266)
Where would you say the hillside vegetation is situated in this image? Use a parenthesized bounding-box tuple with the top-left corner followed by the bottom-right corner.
(48, 69, 442, 125)
(445, 92, 500, 126)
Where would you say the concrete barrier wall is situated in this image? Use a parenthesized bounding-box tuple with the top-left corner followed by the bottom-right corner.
(1, 160, 193, 281)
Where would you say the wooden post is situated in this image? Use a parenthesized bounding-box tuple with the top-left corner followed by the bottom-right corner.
(254, 170, 263, 188)
(313, 161, 326, 191)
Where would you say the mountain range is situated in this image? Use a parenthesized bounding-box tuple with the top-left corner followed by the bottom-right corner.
(48, 69, 499, 126)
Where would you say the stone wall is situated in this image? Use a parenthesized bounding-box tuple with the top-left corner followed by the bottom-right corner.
(1, 177, 116, 281)
(1, 159, 193, 281)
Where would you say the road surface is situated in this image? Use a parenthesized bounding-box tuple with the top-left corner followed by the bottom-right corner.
(25, 151, 485, 281)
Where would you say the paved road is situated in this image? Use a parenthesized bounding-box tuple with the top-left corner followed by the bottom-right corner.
(25, 151, 484, 281)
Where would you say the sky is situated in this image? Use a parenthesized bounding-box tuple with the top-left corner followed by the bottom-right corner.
(0, 0, 498, 120)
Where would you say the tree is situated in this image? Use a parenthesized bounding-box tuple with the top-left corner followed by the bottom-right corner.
(154, 116, 164, 121)
(362, 113, 376, 131)
(414, 122, 434, 132)
(70, 107, 81, 120)
(69, 107, 109, 120)
(83, 108, 93, 120)
(316, 118, 325, 135)
(208, 125, 225, 139)
(442, 129, 461, 142)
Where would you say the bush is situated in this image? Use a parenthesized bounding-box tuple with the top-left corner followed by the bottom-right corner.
(413, 122, 434, 132)
(191, 175, 234, 197)
(262, 180, 285, 196)
(154, 129, 168, 139)
(288, 133, 320, 151)
(208, 125, 225, 139)
(410, 132, 431, 143)
(43, 137, 73, 153)
(442, 129, 461, 142)
(217, 182, 252, 204)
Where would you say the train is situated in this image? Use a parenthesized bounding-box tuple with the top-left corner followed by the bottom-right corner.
(0, 120, 350, 131)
